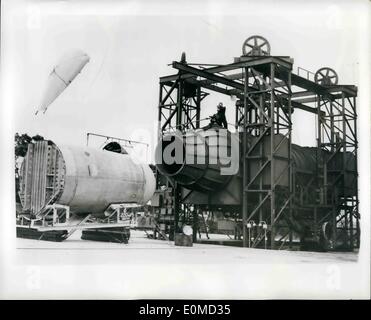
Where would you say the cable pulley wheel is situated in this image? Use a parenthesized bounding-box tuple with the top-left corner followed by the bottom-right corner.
(242, 35, 271, 56)
(314, 67, 338, 86)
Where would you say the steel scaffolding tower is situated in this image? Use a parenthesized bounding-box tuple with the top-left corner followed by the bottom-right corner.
(240, 57, 293, 249)
(156, 35, 359, 250)
(316, 78, 359, 249)
(158, 60, 206, 236)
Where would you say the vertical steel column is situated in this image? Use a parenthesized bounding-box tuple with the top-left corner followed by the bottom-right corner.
(158, 84, 164, 131)
(332, 98, 338, 246)
(269, 63, 276, 249)
(287, 70, 293, 250)
(192, 208, 198, 242)
(176, 78, 183, 130)
(235, 104, 239, 131)
(195, 86, 201, 129)
(258, 93, 264, 223)
(173, 78, 184, 234)
(156, 84, 164, 187)
(353, 96, 360, 248)
(341, 92, 347, 246)
(316, 96, 323, 206)
(190, 86, 202, 238)
(241, 61, 292, 250)
(242, 66, 249, 247)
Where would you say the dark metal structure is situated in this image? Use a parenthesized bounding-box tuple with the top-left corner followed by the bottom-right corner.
(156, 35, 359, 250)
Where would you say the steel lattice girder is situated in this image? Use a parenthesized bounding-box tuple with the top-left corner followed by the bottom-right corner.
(166, 61, 325, 115)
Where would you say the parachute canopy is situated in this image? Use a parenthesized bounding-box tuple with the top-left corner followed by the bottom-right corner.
(36, 49, 90, 114)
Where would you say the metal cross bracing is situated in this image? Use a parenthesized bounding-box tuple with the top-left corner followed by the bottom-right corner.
(239, 58, 293, 250)
(316, 91, 359, 250)
(158, 77, 205, 135)
(158, 65, 204, 236)
(277, 67, 359, 251)
(156, 38, 359, 250)
(158, 53, 296, 246)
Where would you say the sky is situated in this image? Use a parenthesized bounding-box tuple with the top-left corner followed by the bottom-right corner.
(1, 0, 369, 162)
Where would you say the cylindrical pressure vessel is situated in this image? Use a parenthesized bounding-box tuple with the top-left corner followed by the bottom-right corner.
(19, 140, 155, 215)
(155, 129, 356, 196)
(155, 128, 239, 192)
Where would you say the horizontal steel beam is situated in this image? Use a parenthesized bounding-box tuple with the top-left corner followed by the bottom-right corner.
(327, 85, 358, 97)
(162, 79, 241, 98)
(162, 57, 357, 103)
(293, 93, 356, 105)
(291, 73, 336, 100)
(291, 100, 324, 115)
(161, 56, 292, 83)
(172, 61, 245, 91)
(164, 62, 321, 115)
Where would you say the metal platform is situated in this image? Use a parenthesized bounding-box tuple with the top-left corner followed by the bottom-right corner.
(16, 226, 69, 242)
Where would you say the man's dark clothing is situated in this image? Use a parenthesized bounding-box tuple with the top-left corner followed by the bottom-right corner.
(214, 106, 228, 129)
(203, 106, 228, 130)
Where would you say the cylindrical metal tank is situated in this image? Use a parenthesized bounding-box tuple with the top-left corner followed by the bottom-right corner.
(291, 145, 318, 173)
(19, 140, 155, 214)
(155, 130, 356, 196)
(155, 129, 239, 192)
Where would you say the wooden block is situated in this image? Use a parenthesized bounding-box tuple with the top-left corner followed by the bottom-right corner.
(174, 233, 193, 247)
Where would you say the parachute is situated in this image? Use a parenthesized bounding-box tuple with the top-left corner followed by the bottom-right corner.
(36, 49, 90, 114)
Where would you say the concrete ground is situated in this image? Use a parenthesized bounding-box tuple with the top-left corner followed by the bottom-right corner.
(5, 230, 366, 300)
(16, 229, 358, 265)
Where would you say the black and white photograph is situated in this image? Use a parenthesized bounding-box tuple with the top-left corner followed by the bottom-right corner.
(0, 0, 370, 303)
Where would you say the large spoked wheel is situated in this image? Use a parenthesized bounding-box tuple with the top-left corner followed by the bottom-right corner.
(314, 67, 338, 86)
(242, 35, 271, 56)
